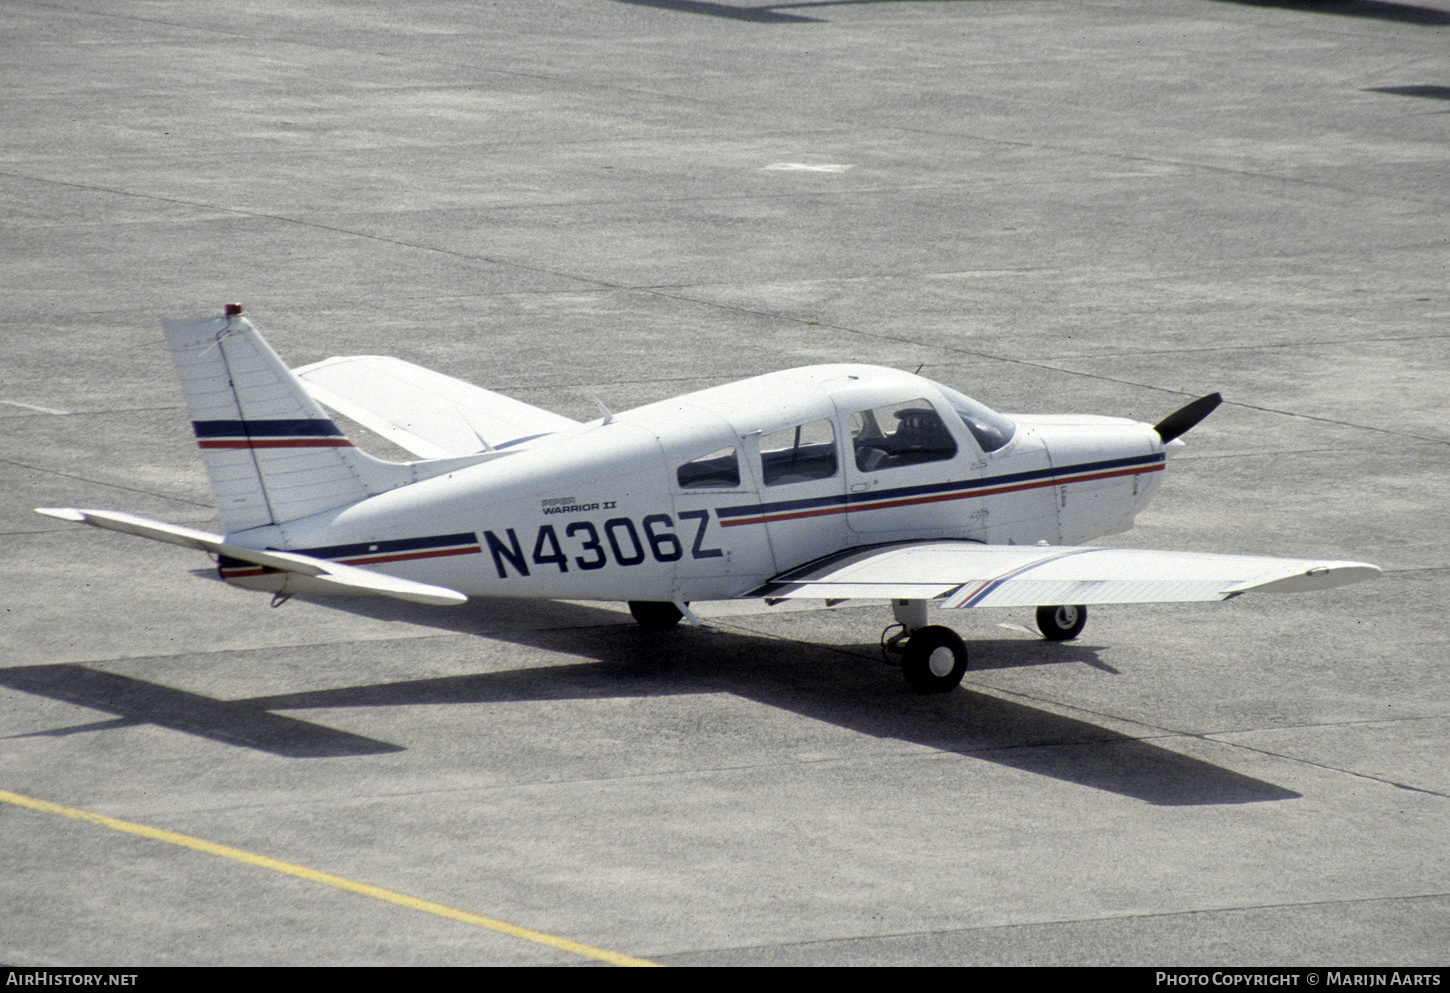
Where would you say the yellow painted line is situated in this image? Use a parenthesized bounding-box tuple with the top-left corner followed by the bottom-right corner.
(0, 789, 659, 967)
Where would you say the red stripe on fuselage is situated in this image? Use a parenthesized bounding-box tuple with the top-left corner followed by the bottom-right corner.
(219, 545, 481, 579)
(720, 505, 848, 528)
(335, 546, 480, 567)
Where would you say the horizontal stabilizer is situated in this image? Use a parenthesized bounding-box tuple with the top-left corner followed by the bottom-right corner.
(36, 508, 467, 607)
(748, 541, 1379, 608)
(294, 355, 580, 459)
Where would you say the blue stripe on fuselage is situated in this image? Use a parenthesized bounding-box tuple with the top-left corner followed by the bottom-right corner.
(192, 418, 346, 438)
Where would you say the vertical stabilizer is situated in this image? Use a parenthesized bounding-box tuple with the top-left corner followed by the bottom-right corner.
(164, 306, 413, 532)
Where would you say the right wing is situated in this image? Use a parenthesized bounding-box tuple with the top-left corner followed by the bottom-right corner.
(293, 355, 580, 459)
(749, 541, 1380, 607)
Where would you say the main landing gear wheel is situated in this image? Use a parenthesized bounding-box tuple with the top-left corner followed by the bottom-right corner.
(900, 625, 969, 693)
(628, 600, 685, 629)
(1036, 604, 1087, 641)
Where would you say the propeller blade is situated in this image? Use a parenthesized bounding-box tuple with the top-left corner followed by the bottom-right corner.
(1153, 392, 1222, 443)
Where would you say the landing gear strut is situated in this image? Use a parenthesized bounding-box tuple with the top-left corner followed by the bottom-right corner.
(882, 599, 969, 693)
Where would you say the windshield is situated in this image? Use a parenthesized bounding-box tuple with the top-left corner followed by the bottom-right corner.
(927, 381, 1017, 453)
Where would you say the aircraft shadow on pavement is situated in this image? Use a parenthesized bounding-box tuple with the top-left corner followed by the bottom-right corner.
(615, 0, 1450, 27)
(1212, 0, 1450, 25)
(1, 595, 1298, 806)
(614, 0, 823, 22)
(0, 663, 404, 759)
(1366, 85, 1450, 101)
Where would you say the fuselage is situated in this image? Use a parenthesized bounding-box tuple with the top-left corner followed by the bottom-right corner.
(223, 365, 1169, 603)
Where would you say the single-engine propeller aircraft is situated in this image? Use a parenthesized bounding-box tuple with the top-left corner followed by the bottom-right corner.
(39, 305, 1379, 692)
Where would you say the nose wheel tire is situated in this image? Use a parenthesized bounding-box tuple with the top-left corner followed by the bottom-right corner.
(900, 625, 969, 693)
(1036, 604, 1087, 641)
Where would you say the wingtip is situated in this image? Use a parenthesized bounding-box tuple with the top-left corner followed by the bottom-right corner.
(1225, 561, 1381, 595)
(35, 507, 87, 523)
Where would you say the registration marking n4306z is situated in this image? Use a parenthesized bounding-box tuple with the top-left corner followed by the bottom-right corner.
(483, 511, 722, 579)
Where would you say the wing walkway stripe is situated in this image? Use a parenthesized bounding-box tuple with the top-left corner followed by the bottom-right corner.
(0, 789, 659, 967)
(949, 547, 1106, 608)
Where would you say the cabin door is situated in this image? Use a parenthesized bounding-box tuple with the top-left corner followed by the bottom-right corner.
(840, 396, 984, 541)
(748, 417, 851, 574)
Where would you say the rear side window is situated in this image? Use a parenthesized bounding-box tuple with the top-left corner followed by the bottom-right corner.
(760, 419, 838, 486)
(677, 447, 741, 489)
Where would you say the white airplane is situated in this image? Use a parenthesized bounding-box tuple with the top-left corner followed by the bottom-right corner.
(39, 305, 1379, 692)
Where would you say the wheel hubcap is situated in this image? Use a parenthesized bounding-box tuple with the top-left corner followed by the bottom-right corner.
(1055, 606, 1078, 628)
(928, 646, 956, 677)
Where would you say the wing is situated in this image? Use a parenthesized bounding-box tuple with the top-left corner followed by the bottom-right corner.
(293, 355, 580, 459)
(748, 541, 1380, 606)
(36, 508, 467, 607)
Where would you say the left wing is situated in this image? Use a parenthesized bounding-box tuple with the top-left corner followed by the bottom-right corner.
(748, 541, 1379, 607)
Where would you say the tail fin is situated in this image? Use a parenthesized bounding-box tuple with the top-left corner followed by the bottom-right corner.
(165, 305, 414, 532)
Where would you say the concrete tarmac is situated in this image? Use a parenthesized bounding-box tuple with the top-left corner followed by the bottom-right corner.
(2, 0, 1446, 968)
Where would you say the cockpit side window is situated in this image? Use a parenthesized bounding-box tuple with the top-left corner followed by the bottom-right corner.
(849, 399, 957, 471)
(760, 419, 838, 486)
(927, 381, 1017, 453)
(677, 446, 741, 489)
